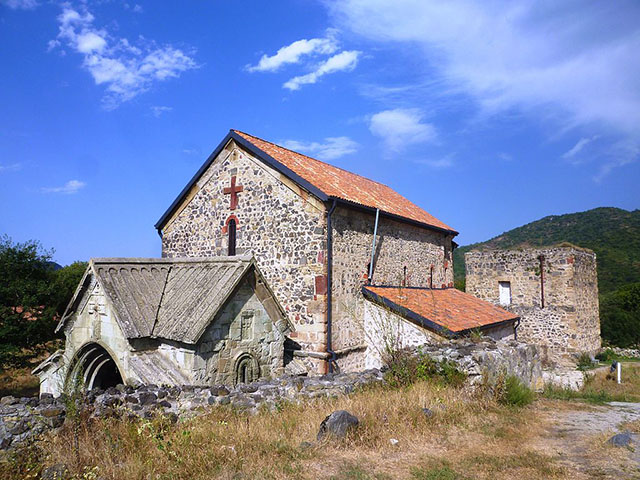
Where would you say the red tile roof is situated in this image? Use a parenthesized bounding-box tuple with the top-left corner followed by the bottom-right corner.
(363, 286, 518, 334)
(232, 130, 456, 233)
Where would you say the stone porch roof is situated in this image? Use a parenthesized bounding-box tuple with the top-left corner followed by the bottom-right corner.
(57, 256, 286, 344)
(362, 285, 519, 337)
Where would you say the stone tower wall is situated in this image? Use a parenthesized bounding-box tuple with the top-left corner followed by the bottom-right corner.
(160, 141, 328, 372)
(465, 247, 600, 355)
(331, 206, 454, 371)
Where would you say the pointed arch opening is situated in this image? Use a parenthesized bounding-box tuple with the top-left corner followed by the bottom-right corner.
(68, 343, 124, 391)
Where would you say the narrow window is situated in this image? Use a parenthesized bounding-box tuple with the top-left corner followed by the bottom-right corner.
(228, 219, 236, 256)
(499, 281, 511, 306)
(402, 266, 408, 287)
(429, 265, 434, 288)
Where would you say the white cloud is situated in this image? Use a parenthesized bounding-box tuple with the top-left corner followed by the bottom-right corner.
(182, 148, 200, 155)
(247, 33, 338, 72)
(415, 154, 454, 169)
(328, 0, 640, 175)
(0, 163, 21, 173)
(283, 50, 360, 90)
(1, 0, 38, 9)
(151, 105, 172, 117)
(369, 108, 436, 152)
(594, 139, 639, 182)
(50, 5, 197, 109)
(42, 180, 86, 194)
(281, 136, 358, 161)
(562, 136, 598, 160)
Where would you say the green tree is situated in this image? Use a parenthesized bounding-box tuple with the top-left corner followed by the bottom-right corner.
(0, 235, 86, 369)
(600, 283, 640, 348)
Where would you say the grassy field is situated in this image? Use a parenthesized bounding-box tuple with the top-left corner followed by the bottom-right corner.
(544, 361, 640, 404)
(2, 381, 565, 480)
(2, 365, 639, 479)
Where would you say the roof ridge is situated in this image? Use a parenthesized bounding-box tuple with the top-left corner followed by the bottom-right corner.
(231, 129, 393, 190)
(91, 256, 253, 264)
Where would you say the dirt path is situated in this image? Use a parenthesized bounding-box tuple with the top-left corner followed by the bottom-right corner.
(536, 401, 640, 479)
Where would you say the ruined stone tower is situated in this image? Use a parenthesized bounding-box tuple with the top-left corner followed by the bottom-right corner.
(465, 245, 601, 356)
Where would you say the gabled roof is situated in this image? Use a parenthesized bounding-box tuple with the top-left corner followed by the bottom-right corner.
(155, 129, 457, 235)
(57, 256, 286, 344)
(362, 286, 518, 337)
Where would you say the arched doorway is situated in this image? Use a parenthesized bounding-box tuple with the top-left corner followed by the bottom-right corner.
(68, 343, 124, 391)
(234, 353, 259, 385)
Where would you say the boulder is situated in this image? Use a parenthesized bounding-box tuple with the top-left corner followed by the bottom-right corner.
(317, 410, 359, 441)
(421, 407, 434, 418)
(138, 392, 157, 406)
(608, 431, 633, 447)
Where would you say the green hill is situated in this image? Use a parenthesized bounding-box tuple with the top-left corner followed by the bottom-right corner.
(454, 207, 640, 294)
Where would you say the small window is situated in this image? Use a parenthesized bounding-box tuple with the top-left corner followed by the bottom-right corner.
(228, 219, 236, 256)
(499, 281, 511, 306)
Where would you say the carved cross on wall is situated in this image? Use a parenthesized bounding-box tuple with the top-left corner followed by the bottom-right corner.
(223, 175, 244, 210)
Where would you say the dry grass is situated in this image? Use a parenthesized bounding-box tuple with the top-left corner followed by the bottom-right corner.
(0, 366, 40, 398)
(1, 381, 574, 480)
(588, 362, 640, 402)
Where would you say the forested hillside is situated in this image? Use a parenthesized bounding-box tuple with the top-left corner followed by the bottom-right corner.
(454, 207, 640, 294)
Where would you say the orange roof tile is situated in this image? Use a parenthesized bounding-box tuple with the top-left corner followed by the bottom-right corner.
(232, 130, 456, 233)
(362, 286, 518, 335)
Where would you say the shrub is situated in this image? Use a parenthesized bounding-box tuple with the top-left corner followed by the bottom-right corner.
(576, 352, 595, 371)
(384, 350, 467, 388)
(499, 375, 534, 407)
(595, 348, 616, 362)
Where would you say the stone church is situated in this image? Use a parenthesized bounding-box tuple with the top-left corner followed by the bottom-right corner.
(36, 129, 519, 395)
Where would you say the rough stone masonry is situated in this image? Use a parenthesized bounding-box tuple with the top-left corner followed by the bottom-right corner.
(465, 245, 601, 356)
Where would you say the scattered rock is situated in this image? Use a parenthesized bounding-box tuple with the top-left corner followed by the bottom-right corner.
(41, 463, 69, 480)
(138, 392, 157, 406)
(608, 431, 633, 447)
(421, 407, 434, 418)
(390, 438, 399, 446)
(317, 410, 359, 441)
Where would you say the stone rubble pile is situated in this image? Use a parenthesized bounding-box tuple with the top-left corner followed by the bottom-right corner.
(611, 347, 640, 359)
(0, 394, 65, 450)
(0, 369, 384, 450)
(416, 337, 544, 390)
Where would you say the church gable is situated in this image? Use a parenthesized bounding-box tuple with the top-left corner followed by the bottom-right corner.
(160, 137, 325, 238)
(195, 274, 289, 384)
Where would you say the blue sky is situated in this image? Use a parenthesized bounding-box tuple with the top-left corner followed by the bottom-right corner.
(1, 0, 639, 266)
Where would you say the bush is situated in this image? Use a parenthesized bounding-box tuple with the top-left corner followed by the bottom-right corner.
(0, 235, 86, 369)
(499, 375, 534, 407)
(595, 348, 616, 362)
(600, 283, 640, 348)
(384, 350, 467, 388)
(576, 352, 595, 371)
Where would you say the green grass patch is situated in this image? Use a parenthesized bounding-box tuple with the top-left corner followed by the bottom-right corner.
(499, 375, 535, 407)
(410, 461, 465, 480)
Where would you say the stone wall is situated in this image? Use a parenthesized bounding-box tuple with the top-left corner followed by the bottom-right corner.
(465, 246, 601, 356)
(194, 278, 286, 384)
(331, 206, 454, 371)
(160, 141, 328, 372)
(2, 338, 554, 451)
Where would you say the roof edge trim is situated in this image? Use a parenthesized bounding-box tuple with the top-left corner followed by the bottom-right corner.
(361, 286, 456, 338)
(155, 130, 330, 231)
